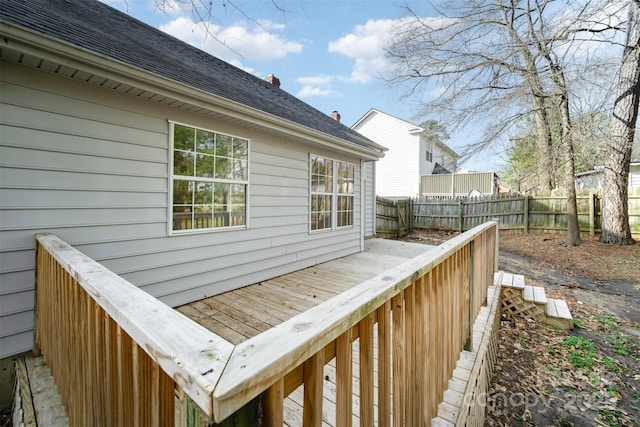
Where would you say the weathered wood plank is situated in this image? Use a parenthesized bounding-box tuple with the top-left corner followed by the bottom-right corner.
(36, 234, 233, 419)
(335, 330, 353, 427)
(303, 352, 325, 427)
(358, 314, 374, 426)
(263, 379, 284, 427)
(376, 301, 391, 427)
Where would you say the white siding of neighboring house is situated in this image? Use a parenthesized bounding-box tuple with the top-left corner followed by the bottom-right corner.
(419, 136, 458, 175)
(354, 112, 420, 198)
(419, 135, 432, 176)
(0, 61, 365, 358)
(434, 143, 458, 174)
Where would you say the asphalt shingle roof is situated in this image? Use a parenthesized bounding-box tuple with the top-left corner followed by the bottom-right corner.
(0, 0, 380, 152)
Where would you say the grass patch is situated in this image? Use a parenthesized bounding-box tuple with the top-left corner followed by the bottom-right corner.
(602, 356, 621, 373)
(596, 315, 618, 329)
(563, 336, 597, 369)
(607, 333, 637, 358)
(573, 318, 586, 329)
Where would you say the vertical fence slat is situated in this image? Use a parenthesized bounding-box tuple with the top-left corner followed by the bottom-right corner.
(428, 268, 438, 417)
(377, 301, 391, 427)
(303, 350, 324, 427)
(392, 292, 405, 427)
(335, 330, 353, 427)
(415, 273, 429, 424)
(359, 314, 375, 427)
(466, 240, 475, 351)
(404, 284, 415, 426)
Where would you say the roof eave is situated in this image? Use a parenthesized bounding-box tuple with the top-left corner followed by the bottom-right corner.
(0, 21, 385, 161)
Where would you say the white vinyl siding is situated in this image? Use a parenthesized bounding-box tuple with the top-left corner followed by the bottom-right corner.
(354, 112, 420, 197)
(0, 61, 365, 358)
(363, 161, 376, 237)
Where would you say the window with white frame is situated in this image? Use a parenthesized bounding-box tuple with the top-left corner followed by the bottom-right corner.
(171, 123, 248, 232)
(310, 155, 354, 231)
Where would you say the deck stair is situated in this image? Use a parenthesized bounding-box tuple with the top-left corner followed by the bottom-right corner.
(495, 271, 573, 330)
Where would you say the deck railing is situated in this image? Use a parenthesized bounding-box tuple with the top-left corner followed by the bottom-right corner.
(35, 221, 497, 426)
(213, 221, 497, 425)
(35, 233, 234, 426)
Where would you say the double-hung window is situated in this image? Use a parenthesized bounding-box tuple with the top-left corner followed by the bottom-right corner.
(171, 122, 248, 233)
(310, 154, 354, 231)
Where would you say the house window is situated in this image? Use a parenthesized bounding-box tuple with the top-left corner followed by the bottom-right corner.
(426, 149, 433, 163)
(171, 123, 248, 232)
(337, 161, 354, 227)
(310, 155, 354, 231)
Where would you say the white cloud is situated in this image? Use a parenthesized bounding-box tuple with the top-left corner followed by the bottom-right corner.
(159, 17, 303, 64)
(328, 18, 399, 83)
(327, 16, 455, 83)
(295, 75, 340, 98)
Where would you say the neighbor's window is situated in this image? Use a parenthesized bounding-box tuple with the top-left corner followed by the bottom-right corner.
(310, 155, 355, 231)
(171, 123, 248, 232)
(426, 148, 433, 163)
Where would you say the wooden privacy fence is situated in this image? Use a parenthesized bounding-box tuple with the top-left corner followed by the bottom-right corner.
(35, 222, 498, 426)
(35, 234, 234, 426)
(412, 194, 640, 236)
(375, 196, 411, 238)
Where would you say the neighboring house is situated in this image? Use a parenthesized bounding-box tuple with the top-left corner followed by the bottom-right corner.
(420, 171, 501, 198)
(352, 109, 459, 198)
(575, 162, 640, 191)
(0, 0, 386, 359)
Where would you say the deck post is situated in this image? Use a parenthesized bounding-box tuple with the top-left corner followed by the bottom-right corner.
(211, 397, 261, 427)
(465, 240, 475, 351)
(492, 217, 499, 274)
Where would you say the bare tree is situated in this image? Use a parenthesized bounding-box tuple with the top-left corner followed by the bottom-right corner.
(386, 0, 622, 245)
(601, 0, 640, 245)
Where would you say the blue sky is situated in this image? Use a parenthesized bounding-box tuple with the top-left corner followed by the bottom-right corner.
(104, 0, 504, 171)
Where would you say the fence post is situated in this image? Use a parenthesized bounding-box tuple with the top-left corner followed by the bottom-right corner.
(396, 200, 401, 238)
(458, 199, 464, 233)
(465, 239, 474, 352)
(589, 192, 596, 236)
(492, 218, 499, 274)
(523, 195, 529, 234)
(409, 198, 413, 233)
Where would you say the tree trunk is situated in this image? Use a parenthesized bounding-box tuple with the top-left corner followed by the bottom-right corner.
(533, 96, 555, 192)
(601, 0, 640, 245)
(559, 95, 582, 246)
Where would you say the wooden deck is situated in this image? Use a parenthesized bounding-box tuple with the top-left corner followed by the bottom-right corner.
(177, 238, 435, 346)
(177, 238, 435, 426)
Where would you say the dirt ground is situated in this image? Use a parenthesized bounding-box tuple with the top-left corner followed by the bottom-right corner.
(400, 230, 640, 427)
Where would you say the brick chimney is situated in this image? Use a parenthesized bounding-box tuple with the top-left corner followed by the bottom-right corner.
(331, 111, 341, 122)
(264, 73, 281, 88)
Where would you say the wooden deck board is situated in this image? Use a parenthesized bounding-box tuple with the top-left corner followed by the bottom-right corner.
(177, 239, 434, 426)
